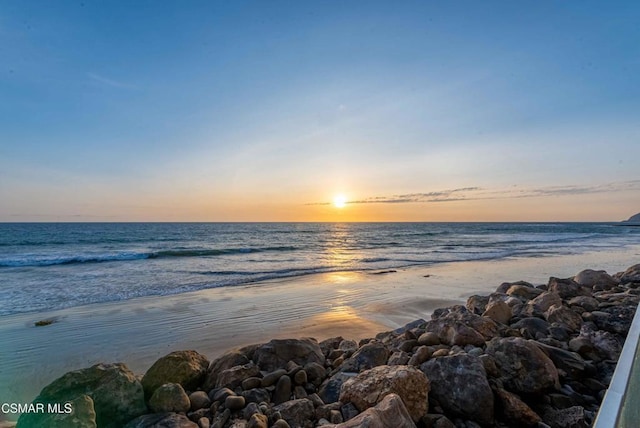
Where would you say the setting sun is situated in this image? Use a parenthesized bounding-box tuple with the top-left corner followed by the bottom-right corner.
(333, 194, 348, 208)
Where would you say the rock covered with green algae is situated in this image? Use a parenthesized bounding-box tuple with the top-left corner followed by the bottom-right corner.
(16, 363, 146, 428)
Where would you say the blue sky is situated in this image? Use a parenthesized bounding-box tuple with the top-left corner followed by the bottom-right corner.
(1, 1, 639, 221)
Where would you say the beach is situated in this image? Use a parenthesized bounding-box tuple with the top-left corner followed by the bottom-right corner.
(2, 243, 639, 422)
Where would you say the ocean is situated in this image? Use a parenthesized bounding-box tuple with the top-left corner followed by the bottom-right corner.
(1, 222, 639, 316)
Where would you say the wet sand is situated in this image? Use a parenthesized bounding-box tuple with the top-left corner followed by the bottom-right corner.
(1, 245, 638, 415)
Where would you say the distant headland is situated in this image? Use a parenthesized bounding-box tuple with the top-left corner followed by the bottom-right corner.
(622, 213, 640, 224)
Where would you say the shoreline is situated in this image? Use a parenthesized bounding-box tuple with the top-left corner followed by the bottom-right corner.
(1, 245, 639, 421)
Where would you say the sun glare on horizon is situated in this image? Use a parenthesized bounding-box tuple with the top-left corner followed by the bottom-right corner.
(333, 194, 348, 209)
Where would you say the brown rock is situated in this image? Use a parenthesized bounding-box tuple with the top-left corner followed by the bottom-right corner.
(544, 305, 583, 332)
(327, 393, 417, 428)
(495, 388, 541, 427)
(339, 365, 429, 422)
(482, 300, 512, 325)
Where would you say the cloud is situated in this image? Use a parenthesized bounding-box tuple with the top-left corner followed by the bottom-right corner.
(87, 72, 136, 89)
(306, 181, 640, 206)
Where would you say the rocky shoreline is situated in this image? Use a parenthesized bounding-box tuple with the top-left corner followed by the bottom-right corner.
(15, 264, 640, 428)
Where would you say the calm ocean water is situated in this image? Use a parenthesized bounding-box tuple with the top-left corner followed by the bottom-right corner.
(0, 222, 638, 316)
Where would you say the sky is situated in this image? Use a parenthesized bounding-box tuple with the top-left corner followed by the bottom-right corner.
(1, 1, 639, 222)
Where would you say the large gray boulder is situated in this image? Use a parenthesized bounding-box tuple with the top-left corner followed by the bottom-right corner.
(17, 363, 147, 428)
(339, 365, 429, 422)
(253, 338, 324, 372)
(486, 337, 559, 394)
(141, 350, 209, 398)
(420, 354, 493, 425)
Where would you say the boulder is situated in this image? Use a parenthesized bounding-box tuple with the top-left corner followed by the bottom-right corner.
(149, 383, 190, 413)
(16, 363, 146, 428)
(548, 277, 589, 299)
(567, 296, 599, 312)
(216, 362, 260, 390)
(541, 405, 589, 428)
(203, 350, 250, 391)
(17, 394, 97, 428)
(189, 391, 211, 411)
(466, 295, 490, 315)
(544, 306, 583, 332)
(573, 269, 618, 289)
(495, 389, 541, 427)
(420, 354, 493, 425)
(482, 300, 512, 325)
(511, 317, 550, 340)
(486, 337, 559, 394)
(429, 305, 499, 340)
(253, 338, 324, 372)
(506, 284, 543, 301)
(523, 292, 562, 318)
(340, 342, 390, 372)
(533, 342, 586, 379)
(142, 350, 209, 398)
(319, 372, 357, 404)
(273, 398, 315, 428)
(124, 413, 198, 428)
(326, 393, 417, 428)
(616, 263, 640, 284)
(339, 365, 429, 422)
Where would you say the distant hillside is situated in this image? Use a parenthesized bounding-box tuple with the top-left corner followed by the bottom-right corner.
(623, 213, 640, 223)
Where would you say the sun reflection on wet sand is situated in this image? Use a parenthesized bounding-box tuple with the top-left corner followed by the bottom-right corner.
(290, 303, 387, 340)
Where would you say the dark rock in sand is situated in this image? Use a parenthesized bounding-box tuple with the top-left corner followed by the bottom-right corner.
(17, 362, 146, 428)
(420, 354, 493, 425)
(254, 338, 325, 372)
(124, 412, 198, 428)
(142, 350, 209, 398)
(486, 337, 559, 394)
(339, 365, 429, 422)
